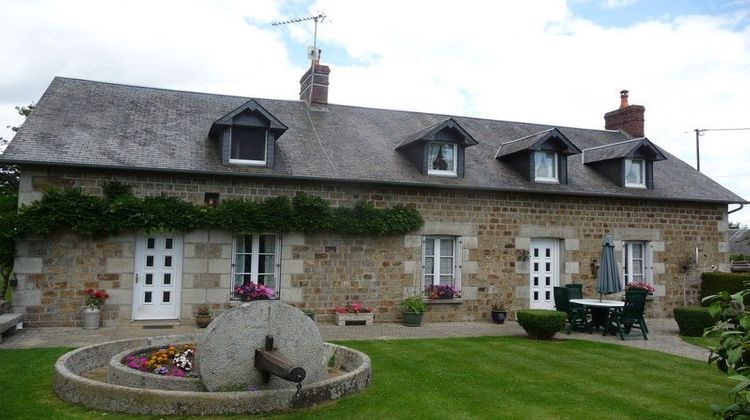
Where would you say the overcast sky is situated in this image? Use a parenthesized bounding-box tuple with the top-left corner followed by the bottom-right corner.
(1, 0, 749, 223)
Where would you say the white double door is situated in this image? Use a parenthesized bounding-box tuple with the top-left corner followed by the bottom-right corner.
(529, 238, 560, 310)
(133, 233, 183, 320)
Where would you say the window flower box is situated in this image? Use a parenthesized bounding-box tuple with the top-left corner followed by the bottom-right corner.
(335, 312, 374, 326)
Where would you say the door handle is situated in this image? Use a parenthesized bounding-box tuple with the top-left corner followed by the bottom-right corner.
(135, 273, 139, 284)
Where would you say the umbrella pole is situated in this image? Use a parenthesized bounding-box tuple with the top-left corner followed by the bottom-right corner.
(599, 293, 603, 302)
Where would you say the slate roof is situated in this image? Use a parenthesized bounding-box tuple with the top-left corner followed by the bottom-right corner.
(395, 118, 478, 150)
(495, 128, 581, 158)
(729, 229, 750, 255)
(583, 138, 667, 164)
(1, 77, 745, 204)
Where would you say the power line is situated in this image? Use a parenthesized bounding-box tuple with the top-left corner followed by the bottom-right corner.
(694, 127, 750, 172)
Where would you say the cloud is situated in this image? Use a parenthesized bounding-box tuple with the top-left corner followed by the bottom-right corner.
(601, 0, 637, 10)
(1, 0, 749, 222)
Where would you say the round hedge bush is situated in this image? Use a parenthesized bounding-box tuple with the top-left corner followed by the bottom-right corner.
(673, 306, 715, 337)
(516, 309, 566, 340)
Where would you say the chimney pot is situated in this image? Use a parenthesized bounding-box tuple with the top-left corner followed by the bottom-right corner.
(604, 89, 645, 138)
(619, 90, 629, 109)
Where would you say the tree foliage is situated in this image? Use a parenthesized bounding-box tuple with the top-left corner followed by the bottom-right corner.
(704, 285, 750, 418)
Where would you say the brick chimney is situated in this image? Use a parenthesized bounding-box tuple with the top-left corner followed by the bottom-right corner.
(299, 60, 330, 104)
(604, 90, 645, 138)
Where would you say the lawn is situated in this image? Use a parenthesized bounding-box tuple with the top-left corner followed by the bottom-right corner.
(0, 337, 732, 419)
(682, 335, 721, 349)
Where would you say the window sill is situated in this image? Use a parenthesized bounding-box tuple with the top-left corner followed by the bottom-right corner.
(624, 184, 647, 189)
(228, 298, 279, 307)
(426, 171, 458, 177)
(228, 159, 267, 167)
(534, 178, 559, 184)
(423, 298, 462, 305)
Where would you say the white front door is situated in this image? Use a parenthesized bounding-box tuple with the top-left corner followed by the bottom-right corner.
(133, 233, 183, 320)
(529, 238, 560, 310)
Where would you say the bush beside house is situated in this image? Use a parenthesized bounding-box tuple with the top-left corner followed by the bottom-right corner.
(701, 272, 750, 304)
(516, 309, 566, 340)
(673, 306, 714, 336)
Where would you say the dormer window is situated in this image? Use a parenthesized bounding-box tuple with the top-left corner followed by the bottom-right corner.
(428, 142, 457, 176)
(230, 126, 267, 165)
(395, 118, 479, 178)
(534, 151, 558, 182)
(582, 138, 666, 190)
(624, 158, 645, 188)
(209, 99, 288, 169)
(496, 128, 581, 185)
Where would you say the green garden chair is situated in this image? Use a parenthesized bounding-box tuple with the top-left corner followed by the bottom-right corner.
(553, 287, 590, 334)
(564, 283, 583, 299)
(611, 290, 648, 340)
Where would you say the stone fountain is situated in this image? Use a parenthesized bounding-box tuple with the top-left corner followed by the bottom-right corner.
(54, 301, 372, 416)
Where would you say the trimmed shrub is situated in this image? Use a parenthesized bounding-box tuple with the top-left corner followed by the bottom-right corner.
(673, 306, 715, 337)
(516, 309, 566, 340)
(701, 272, 750, 304)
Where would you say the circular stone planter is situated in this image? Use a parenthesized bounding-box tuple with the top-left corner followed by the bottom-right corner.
(108, 345, 205, 392)
(55, 335, 372, 416)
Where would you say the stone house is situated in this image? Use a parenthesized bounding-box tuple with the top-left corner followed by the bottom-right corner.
(1, 63, 745, 327)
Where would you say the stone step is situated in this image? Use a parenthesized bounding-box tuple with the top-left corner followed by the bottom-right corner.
(0, 313, 24, 343)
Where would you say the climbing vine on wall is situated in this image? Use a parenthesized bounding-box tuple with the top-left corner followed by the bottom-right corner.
(14, 183, 424, 237)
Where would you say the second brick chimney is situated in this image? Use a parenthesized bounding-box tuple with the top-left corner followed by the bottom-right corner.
(604, 90, 645, 138)
(299, 60, 330, 105)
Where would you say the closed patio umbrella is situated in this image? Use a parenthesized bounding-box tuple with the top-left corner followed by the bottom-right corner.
(597, 235, 622, 301)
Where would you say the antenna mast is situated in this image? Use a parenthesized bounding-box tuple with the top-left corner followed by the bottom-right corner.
(272, 13, 327, 103)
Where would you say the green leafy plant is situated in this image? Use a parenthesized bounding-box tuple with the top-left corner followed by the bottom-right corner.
(673, 306, 715, 337)
(516, 309, 566, 340)
(704, 283, 750, 417)
(399, 295, 427, 313)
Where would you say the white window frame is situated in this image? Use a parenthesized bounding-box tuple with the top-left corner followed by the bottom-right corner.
(534, 151, 559, 183)
(231, 234, 281, 298)
(623, 241, 653, 286)
(228, 126, 268, 166)
(422, 236, 462, 290)
(427, 142, 458, 177)
(624, 158, 646, 188)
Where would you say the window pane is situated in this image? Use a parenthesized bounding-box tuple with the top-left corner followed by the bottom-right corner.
(533, 248, 539, 257)
(535, 152, 556, 179)
(625, 159, 643, 185)
(424, 275, 433, 288)
(147, 238, 155, 249)
(534, 291, 539, 300)
(165, 238, 173, 249)
(144, 291, 152, 304)
(424, 239, 435, 256)
(259, 255, 275, 274)
(424, 257, 434, 274)
(234, 274, 252, 288)
(146, 255, 154, 267)
(440, 239, 453, 257)
(163, 273, 171, 285)
(259, 274, 276, 289)
(533, 276, 539, 286)
(439, 275, 453, 285)
(632, 243, 643, 259)
(236, 235, 251, 254)
(164, 256, 172, 267)
(243, 257, 253, 273)
(259, 235, 276, 253)
(162, 291, 170, 303)
(428, 143, 455, 171)
(231, 126, 266, 161)
(145, 273, 153, 285)
(439, 257, 453, 274)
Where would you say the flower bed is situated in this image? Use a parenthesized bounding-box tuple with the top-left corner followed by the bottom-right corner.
(122, 343, 197, 378)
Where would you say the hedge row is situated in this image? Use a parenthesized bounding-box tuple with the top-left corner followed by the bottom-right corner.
(516, 309, 566, 340)
(673, 306, 715, 337)
(701, 272, 750, 304)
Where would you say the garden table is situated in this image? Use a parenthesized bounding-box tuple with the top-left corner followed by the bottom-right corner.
(569, 299, 624, 333)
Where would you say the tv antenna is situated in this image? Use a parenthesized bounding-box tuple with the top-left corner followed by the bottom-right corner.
(272, 13, 327, 103)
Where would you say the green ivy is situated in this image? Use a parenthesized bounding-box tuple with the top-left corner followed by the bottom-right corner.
(15, 184, 424, 237)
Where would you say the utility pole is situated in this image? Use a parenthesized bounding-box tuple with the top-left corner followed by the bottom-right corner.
(693, 127, 750, 172)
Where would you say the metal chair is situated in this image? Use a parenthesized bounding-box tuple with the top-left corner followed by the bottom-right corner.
(565, 283, 583, 299)
(610, 290, 648, 340)
(553, 287, 590, 334)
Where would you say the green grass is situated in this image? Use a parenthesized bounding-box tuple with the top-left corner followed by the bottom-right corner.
(682, 335, 721, 349)
(0, 337, 733, 419)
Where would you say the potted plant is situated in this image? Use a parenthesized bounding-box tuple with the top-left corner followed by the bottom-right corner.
(625, 282, 656, 295)
(82, 288, 109, 330)
(424, 284, 460, 300)
(490, 303, 507, 324)
(399, 295, 427, 327)
(233, 283, 276, 301)
(334, 301, 375, 326)
(302, 309, 316, 321)
(194, 305, 212, 328)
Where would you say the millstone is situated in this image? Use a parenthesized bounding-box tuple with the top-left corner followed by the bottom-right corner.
(197, 300, 326, 391)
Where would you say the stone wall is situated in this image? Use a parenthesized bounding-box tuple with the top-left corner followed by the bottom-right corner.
(11, 166, 729, 326)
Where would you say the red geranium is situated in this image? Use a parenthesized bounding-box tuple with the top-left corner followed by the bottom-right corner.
(85, 288, 110, 308)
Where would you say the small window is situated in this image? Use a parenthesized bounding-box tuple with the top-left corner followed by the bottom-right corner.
(623, 241, 653, 286)
(427, 143, 457, 176)
(534, 151, 558, 182)
(422, 236, 460, 289)
(232, 234, 280, 298)
(229, 126, 267, 165)
(625, 159, 646, 188)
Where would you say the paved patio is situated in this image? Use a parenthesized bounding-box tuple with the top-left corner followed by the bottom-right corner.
(0, 318, 710, 361)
